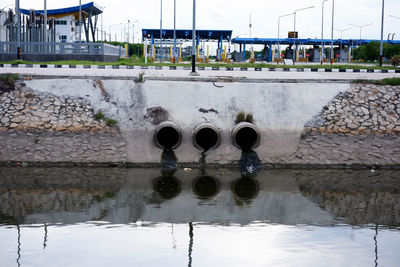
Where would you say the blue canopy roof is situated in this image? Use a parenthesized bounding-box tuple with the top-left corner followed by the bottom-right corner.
(232, 38, 400, 46)
(20, 2, 103, 17)
(142, 29, 232, 41)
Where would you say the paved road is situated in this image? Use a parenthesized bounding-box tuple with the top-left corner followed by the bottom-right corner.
(1, 66, 400, 81)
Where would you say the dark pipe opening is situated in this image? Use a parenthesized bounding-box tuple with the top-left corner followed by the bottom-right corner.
(235, 127, 259, 151)
(194, 127, 219, 151)
(154, 176, 181, 200)
(232, 177, 259, 200)
(155, 126, 181, 150)
(193, 176, 219, 199)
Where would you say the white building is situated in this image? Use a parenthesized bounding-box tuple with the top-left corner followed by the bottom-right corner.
(0, 10, 8, 42)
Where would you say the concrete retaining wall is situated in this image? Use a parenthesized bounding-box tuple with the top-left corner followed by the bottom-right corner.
(0, 77, 399, 166)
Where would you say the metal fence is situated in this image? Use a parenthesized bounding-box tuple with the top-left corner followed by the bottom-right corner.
(0, 42, 126, 57)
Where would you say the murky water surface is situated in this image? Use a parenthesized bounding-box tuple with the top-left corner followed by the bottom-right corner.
(1, 167, 400, 266)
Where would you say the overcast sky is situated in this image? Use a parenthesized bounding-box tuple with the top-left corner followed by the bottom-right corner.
(2, 0, 400, 42)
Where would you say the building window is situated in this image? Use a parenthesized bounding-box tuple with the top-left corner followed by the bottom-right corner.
(59, 35, 67, 40)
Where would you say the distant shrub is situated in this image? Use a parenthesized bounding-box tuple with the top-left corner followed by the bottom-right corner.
(390, 55, 400, 67)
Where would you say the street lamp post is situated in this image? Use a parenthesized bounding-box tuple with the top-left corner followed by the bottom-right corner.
(348, 23, 373, 45)
(277, 13, 293, 62)
(379, 0, 385, 66)
(321, 0, 328, 64)
(79, 0, 82, 42)
(160, 0, 162, 63)
(44, 0, 47, 44)
(334, 27, 352, 39)
(293, 6, 314, 63)
(173, 0, 176, 62)
(330, 0, 334, 64)
(109, 23, 122, 42)
(15, 0, 20, 59)
(190, 0, 198, 75)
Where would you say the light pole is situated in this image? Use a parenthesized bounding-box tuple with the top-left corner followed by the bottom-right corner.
(15, 0, 20, 59)
(348, 23, 373, 45)
(160, 0, 163, 63)
(109, 23, 122, 42)
(131, 20, 138, 44)
(330, 0, 334, 63)
(293, 6, 315, 62)
(44, 0, 47, 44)
(321, 0, 328, 64)
(334, 27, 352, 39)
(190, 0, 197, 75)
(277, 12, 293, 61)
(127, 20, 130, 43)
(79, 0, 82, 42)
(173, 0, 176, 62)
(379, 0, 385, 66)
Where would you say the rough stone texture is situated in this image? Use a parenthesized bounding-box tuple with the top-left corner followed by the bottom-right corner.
(305, 83, 400, 135)
(0, 131, 127, 163)
(0, 87, 118, 133)
(281, 134, 400, 165)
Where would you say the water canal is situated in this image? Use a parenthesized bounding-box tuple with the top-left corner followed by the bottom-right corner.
(0, 167, 399, 266)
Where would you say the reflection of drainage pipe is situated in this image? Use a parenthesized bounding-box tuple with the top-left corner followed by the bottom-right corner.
(231, 177, 259, 200)
(192, 176, 220, 199)
(153, 176, 181, 200)
(231, 122, 260, 151)
(154, 121, 182, 150)
(193, 123, 221, 151)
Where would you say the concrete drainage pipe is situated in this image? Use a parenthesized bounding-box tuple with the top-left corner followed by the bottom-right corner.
(193, 123, 221, 151)
(154, 121, 182, 150)
(232, 122, 260, 151)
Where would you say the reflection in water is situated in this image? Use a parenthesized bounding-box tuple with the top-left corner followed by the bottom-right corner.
(188, 222, 194, 267)
(154, 176, 181, 200)
(374, 224, 378, 267)
(192, 176, 219, 199)
(232, 176, 259, 201)
(17, 225, 21, 267)
(1, 168, 400, 226)
(43, 223, 48, 250)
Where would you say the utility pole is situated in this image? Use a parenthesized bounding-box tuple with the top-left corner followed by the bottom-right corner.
(44, 0, 47, 43)
(330, 0, 335, 64)
(79, 0, 82, 42)
(15, 0, 20, 59)
(190, 0, 198, 75)
(321, 0, 328, 64)
(173, 0, 176, 62)
(160, 0, 163, 63)
(379, 0, 385, 66)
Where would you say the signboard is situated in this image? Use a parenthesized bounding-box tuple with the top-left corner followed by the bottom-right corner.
(288, 31, 298, 38)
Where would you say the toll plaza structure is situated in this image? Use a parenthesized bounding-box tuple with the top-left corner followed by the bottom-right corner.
(0, 2, 125, 62)
(231, 37, 400, 63)
(142, 29, 232, 62)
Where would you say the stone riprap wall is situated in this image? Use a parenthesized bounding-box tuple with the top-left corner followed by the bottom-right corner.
(305, 84, 400, 135)
(0, 78, 399, 166)
(284, 83, 400, 166)
(0, 86, 117, 133)
(0, 83, 127, 163)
